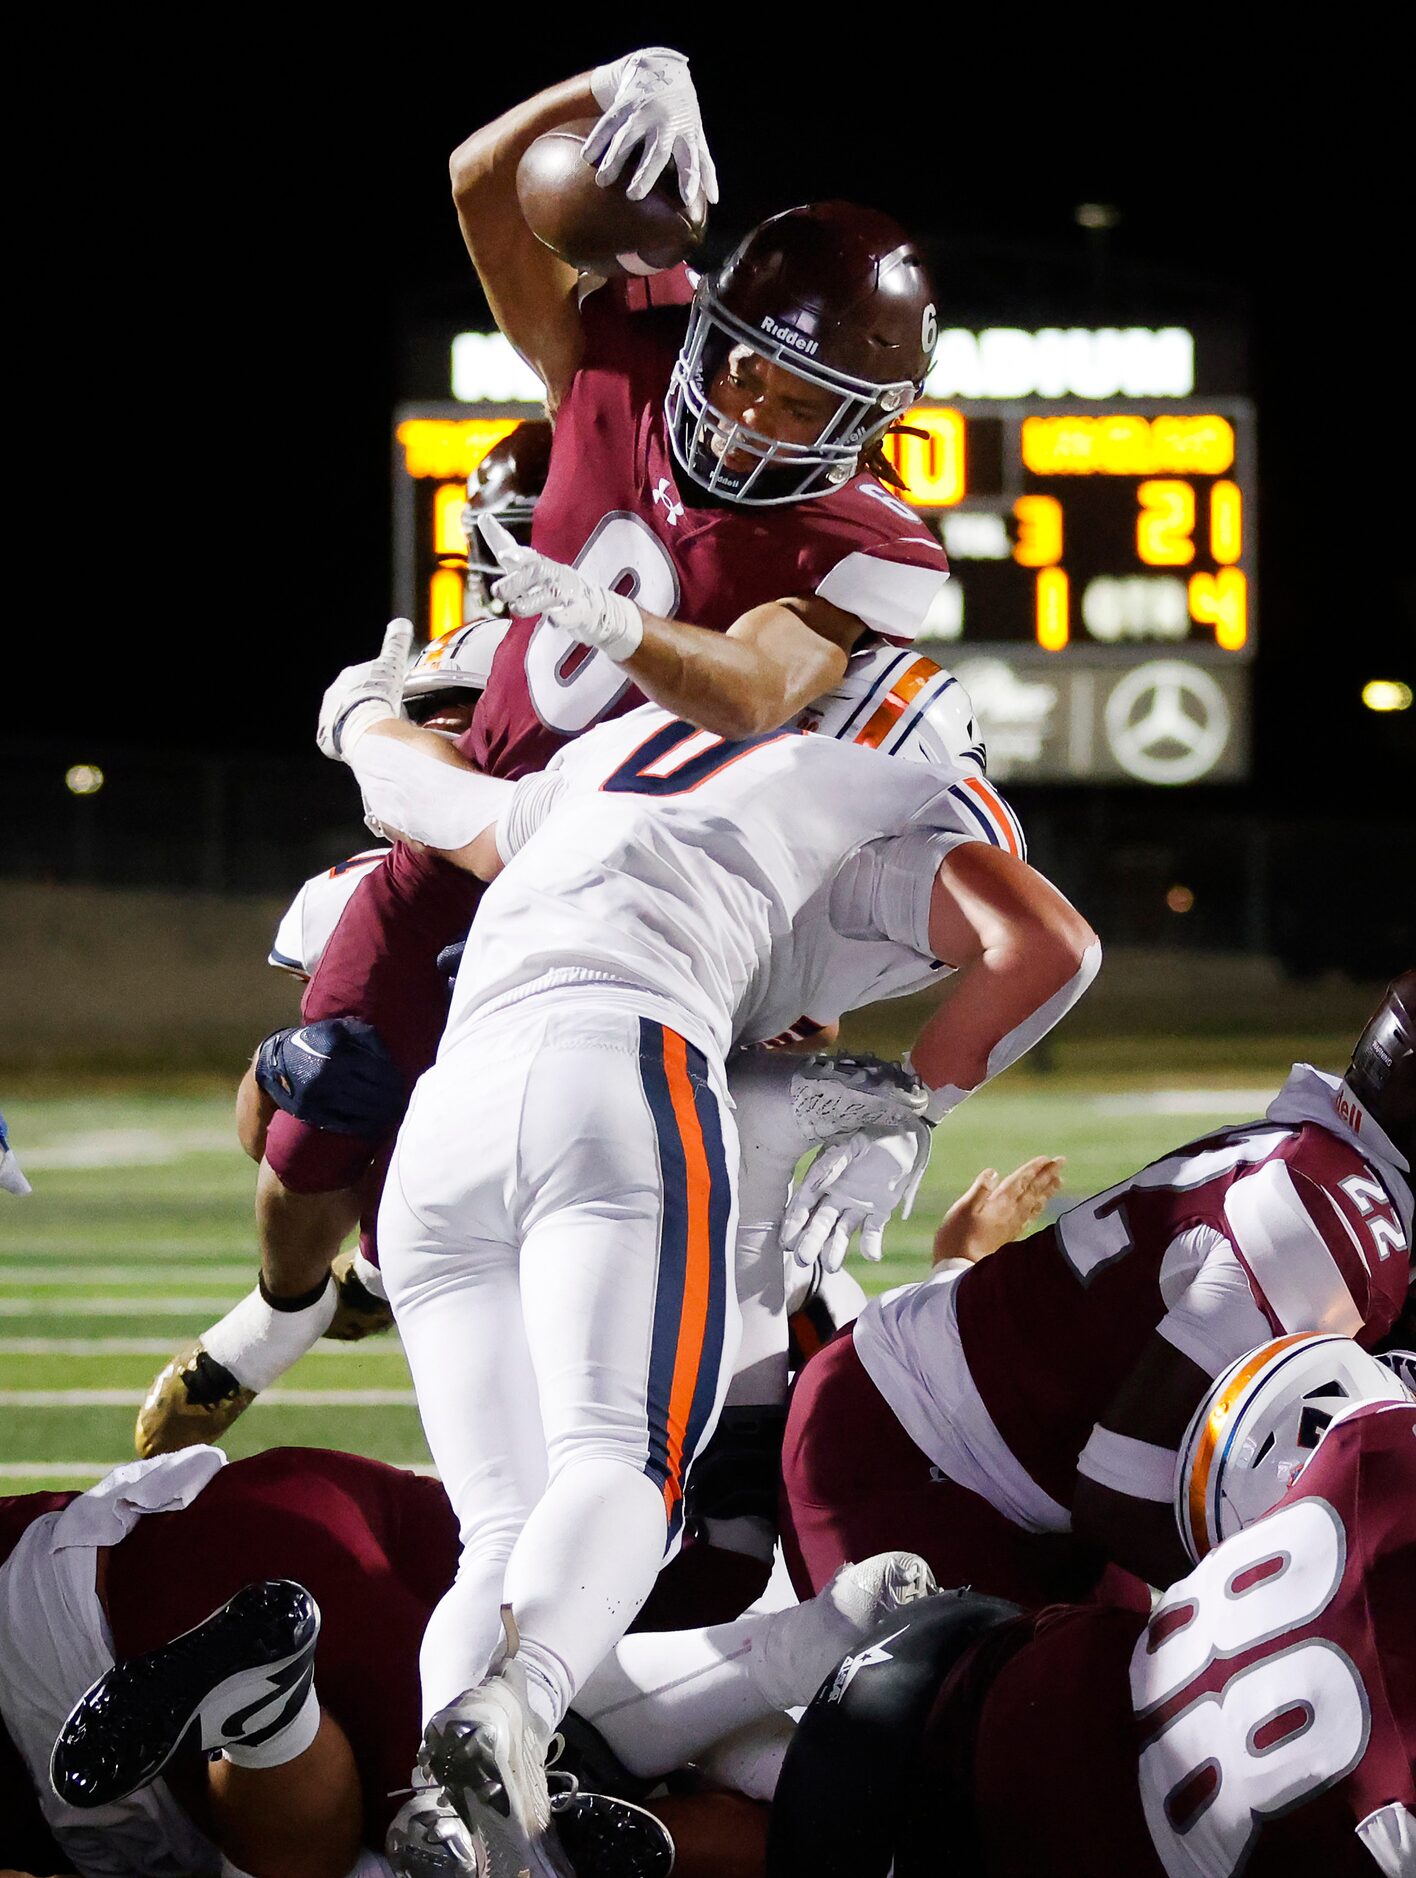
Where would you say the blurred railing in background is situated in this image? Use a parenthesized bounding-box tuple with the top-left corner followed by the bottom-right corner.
(2, 741, 1410, 982)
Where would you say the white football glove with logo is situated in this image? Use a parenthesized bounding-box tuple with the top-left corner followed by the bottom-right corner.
(780, 1119, 934, 1273)
(585, 47, 719, 220)
(789, 1052, 931, 1143)
(478, 515, 644, 662)
(317, 619, 414, 761)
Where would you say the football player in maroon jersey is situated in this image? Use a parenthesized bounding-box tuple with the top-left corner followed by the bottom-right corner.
(765, 1380, 1414, 1878)
(780, 970, 1415, 1607)
(137, 45, 956, 1484)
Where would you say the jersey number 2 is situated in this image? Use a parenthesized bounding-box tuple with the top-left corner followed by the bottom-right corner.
(524, 513, 680, 734)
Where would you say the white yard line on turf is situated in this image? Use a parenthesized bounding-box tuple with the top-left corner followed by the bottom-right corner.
(0, 1298, 248, 1315)
(0, 1338, 400, 1356)
(20, 1129, 235, 1168)
(1, 1240, 250, 1255)
(0, 1268, 254, 1286)
(1085, 1089, 1272, 1115)
(0, 1389, 417, 1406)
(0, 1461, 441, 1480)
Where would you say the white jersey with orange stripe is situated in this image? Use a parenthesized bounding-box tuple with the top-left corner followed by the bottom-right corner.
(267, 848, 390, 980)
(441, 703, 1015, 1067)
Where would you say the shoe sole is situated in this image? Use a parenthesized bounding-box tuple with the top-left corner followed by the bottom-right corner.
(552, 1792, 674, 1878)
(51, 1578, 319, 1808)
(427, 1684, 571, 1878)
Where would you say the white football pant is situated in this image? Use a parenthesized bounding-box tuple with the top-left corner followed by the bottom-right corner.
(379, 990, 741, 1726)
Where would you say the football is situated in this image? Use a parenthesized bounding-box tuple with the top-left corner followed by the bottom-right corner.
(516, 118, 707, 279)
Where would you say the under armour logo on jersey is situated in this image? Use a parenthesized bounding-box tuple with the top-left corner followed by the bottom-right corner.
(652, 479, 684, 526)
(826, 1626, 907, 1704)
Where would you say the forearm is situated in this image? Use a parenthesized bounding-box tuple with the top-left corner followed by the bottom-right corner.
(347, 721, 511, 872)
(908, 927, 1099, 1113)
(623, 604, 848, 739)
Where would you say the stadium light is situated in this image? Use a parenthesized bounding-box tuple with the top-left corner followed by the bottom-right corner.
(1166, 884, 1195, 914)
(1361, 679, 1412, 713)
(65, 764, 104, 796)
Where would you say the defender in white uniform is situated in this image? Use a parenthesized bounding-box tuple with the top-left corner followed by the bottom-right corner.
(319, 625, 1099, 1877)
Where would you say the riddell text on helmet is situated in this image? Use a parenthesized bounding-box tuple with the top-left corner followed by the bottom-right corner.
(760, 316, 819, 357)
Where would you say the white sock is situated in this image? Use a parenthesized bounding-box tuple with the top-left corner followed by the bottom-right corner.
(202, 1280, 336, 1391)
(350, 1247, 388, 1302)
(221, 1682, 321, 1769)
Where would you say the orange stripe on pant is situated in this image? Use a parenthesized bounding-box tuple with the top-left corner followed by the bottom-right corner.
(659, 1030, 715, 1519)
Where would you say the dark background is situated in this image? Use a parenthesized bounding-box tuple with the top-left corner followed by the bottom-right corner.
(15, 27, 1411, 975)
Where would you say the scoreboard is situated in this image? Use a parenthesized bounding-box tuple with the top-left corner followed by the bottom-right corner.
(392, 391, 1256, 786)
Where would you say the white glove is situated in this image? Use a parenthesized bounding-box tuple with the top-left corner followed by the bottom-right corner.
(790, 1052, 930, 1144)
(585, 46, 718, 219)
(0, 1110, 31, 1197)
(317, 619, 414, 760)
(780, 1120, 933, 1273)
(478, 515, 644, 662)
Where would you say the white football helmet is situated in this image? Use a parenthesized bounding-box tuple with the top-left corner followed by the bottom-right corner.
(798, 644, 985, 774)
(1175, 1331, 1414, 1562)
(402, 617, 510, 718)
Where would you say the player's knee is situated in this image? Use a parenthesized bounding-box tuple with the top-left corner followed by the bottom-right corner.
(255, 1017, 409, 1139)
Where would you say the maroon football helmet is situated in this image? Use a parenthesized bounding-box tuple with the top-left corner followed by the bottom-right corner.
(462, 419, 553, 613)
(666, 201, 938, 505)
(1343, 968, 1416, 1165)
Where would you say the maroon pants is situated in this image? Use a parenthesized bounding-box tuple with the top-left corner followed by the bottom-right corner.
(779, 1329, 1113, 1611)
(105, 1448, 460, 1847)
(263, 842, 484, 1260)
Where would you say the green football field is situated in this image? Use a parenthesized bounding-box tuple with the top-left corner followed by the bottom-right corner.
(0, 1049, 1336, 1494)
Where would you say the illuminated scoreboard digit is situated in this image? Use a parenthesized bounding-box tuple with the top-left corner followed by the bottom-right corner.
(392, 392, 1256, 785)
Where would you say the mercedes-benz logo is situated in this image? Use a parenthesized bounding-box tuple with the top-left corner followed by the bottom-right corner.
(1104, 661, 1231, 784)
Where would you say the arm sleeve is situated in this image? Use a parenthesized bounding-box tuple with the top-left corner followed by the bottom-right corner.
(347, 734, 515, 854)
(827, 828, 978, 951)
(1156, 1230, 1279, 1376)
(494, 769, 569, 863)
(1222, 1160, 1369, 1339)
(814, 548, 951, 642)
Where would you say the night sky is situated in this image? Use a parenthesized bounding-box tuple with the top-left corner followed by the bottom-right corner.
(28, 26, 1410, 806)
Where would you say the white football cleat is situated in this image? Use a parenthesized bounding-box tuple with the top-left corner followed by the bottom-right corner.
(424, 1646, 572, 1878)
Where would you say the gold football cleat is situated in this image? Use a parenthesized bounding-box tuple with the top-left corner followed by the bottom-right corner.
(324, 1248, 395, 1342)
(134, 1341, 256, 1458)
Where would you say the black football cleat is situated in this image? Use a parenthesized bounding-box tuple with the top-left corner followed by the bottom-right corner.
(51, 1578, 320, 1808)
(551, 1781, 676, 1878)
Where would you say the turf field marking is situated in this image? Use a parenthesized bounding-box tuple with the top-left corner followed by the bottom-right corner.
(0, 1461, 441, 1481)
(0, 1267, 255, 1287)
(19, 1128, 234, 1168)
(1086, 1088, 1271, 1115)
(0, 1298, 250, 1315)
(0, 1338, 398, 1356)
(0, 1389, 417, 1406)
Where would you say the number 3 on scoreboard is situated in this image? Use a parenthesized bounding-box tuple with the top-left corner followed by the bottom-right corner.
(1131, 1499, 1372, 1877)
(524, 513, 680, 734)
